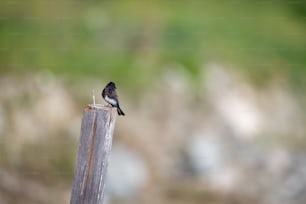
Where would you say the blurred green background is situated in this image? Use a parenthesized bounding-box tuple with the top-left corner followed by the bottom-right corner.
(0, 0, 306, 204)
(1, 0, 306, 90)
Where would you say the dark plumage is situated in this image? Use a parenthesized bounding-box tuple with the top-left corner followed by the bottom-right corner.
(102, 81, 125, 116)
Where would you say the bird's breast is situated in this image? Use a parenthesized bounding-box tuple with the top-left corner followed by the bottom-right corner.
(105, 95, 117, 106)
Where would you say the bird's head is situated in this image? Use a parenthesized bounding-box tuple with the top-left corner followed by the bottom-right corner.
(107, 81, 116, 89)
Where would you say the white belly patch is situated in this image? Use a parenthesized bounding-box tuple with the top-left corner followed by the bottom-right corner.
(105, 95, 117, 106)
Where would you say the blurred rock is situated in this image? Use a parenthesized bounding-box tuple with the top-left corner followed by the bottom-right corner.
(1, 73, 77, 144)
(106, 144, 148, 200)
(182, 127, 306, 203)
(205, 64, 263, 139)
(261, 85, 304, 137)
(0, 104, 5, 135)
(183, 130, 240, 191)
(204, 63, 305, 144)
(0, 73, 79, 171)
(186, 132, 223, 176)
(263, 152, 306, 204)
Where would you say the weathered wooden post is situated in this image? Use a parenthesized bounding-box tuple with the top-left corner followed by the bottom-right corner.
(70, 105, 117, 204)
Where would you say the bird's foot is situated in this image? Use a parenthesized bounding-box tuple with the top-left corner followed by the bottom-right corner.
(105, 104, 112, 108)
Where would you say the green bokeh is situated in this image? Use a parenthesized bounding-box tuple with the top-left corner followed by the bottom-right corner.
(0, 0, 305, 92)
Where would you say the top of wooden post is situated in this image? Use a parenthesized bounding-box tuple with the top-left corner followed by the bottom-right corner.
(85, 104, 112, 111)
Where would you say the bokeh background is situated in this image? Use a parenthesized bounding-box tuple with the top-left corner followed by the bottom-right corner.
(1, 0, 306, 204)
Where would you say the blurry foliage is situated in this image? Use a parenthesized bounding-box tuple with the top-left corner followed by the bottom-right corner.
(0, 133, 76, 183)
(0, 0, 305, 93)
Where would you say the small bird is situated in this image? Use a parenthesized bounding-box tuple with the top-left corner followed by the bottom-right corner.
(102, 81, 125, 116)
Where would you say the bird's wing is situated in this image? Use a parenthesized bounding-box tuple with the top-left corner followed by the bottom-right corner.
(108, 88, 118, 99)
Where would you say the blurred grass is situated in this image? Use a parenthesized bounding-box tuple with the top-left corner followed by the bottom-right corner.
(0, 0, 305, 93)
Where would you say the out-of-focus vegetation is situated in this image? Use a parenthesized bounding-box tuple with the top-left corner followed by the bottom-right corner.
(0, 0, 306, 92)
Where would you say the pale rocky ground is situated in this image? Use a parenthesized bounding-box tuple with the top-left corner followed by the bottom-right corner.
(0, 64, 305, 204)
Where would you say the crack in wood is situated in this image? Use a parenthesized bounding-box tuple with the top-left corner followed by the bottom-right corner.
(81, 110, 97, 203)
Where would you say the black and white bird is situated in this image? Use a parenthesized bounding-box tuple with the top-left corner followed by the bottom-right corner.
(102, 81, 125, 116)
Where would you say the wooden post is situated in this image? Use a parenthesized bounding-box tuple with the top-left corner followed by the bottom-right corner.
(70, 105, 117, 204)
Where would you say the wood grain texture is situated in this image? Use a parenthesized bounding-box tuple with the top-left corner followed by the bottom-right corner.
(70, 105, 117, 204)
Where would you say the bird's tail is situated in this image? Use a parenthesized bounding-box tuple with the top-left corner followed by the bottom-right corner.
(117, 105, 125, 116)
